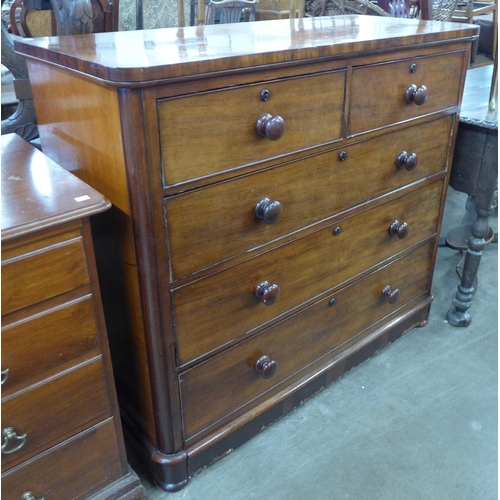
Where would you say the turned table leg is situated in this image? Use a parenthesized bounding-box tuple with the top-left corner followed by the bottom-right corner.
(447, 130, 497, 327)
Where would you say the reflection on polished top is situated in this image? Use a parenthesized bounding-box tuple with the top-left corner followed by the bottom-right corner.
(1, 134, 110, 241)
(14, 16, 478, 84)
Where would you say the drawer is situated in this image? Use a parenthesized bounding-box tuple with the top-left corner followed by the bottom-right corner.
(349, 51, 465, 134)
(180, 240, 435, 439)
(1, 296, 99, 389)
(2, 419, 122, 500)
(166, 116, 452, 279)
(1, 358, 111, 471)
(173, 181, 443, 365)
(1, 236, 89, 316)
(158, 70, 345, 186)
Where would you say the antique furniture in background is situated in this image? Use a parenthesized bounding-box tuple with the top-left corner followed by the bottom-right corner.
(446, 64, 498, 326)
(14, 16, 478, 491)
(205, 0, 257, 23)
(1, 134, 145, 499)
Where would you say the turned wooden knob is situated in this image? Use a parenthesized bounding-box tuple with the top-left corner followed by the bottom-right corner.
(397, 151, 418, 171)
(382, 285, 401, 304)
(255, 355, 278, 379)
(389, 220, 409, 239)
(255, 281, 280, 305)
(405, 84, 428, 106)
(256, 113, 285, 140)
(255, 198, 283, 224)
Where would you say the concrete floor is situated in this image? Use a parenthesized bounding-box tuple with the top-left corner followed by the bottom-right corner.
(131, 187, 498, 500)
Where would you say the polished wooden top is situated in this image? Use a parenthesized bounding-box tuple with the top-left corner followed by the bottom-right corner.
(460, 64, 497, 129)
(1, 134, 110, 241)
(14, 16, 478, 85)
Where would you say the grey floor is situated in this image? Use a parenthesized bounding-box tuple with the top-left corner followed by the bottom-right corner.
(131, 187, 498, 500)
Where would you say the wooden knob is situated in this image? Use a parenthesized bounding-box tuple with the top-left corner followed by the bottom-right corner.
(255, 281, 280, 305)
(256, 113, 285, 140)
(405, 84, 428, 106)
(382, 285, 401, 304)
(389, 220, 409, 239)
(397, 151, 418, 171)
(255, 198, 283, 224)
(255, 355, 278, 379)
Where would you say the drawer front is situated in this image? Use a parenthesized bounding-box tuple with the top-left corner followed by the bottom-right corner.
(159, 71, 345, 186)
(349, 51, 465, 134)
(1, 296, 99, 389)
(1, 237, 89, 316)
(166, 116, 452, 279)
(180, 241, 435, 439)
(2, 419, 122, 500)
(173, 181, 443, 365)
(1, 358, 111, 471)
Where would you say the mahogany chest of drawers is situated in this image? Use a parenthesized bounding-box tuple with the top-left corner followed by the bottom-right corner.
(15, 16, 478, 491)
(1, 134, 145, 499)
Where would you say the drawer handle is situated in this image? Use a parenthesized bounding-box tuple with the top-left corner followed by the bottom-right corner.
(255, 198, 283, 224)
(255, 355, 278, 379)
(22, 493, 45, 500)
(1, 368, 9, 385)
(397, 151, 418, 171)
(255, 281, 281, 305)
(389, 220, 409, 239)
(1, 427, 27, 454)
(382, 285, 401, 305)
(405, 84, 428, 106)
(256, 113, 285, 140)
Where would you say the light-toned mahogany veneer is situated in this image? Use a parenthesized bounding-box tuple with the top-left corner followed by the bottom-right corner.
(14, 16, 478, 492)
(1, 134, 145, 499)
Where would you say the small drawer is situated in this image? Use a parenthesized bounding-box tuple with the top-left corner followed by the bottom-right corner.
(180, 240, 435, 439)
(1, 296, 99, 389)
(1, 236, 89, 316)
(349, 51, 465, 134)
(158, 70, 345, 186)
(1, 358, 110, 471)
(173, 181, 443, 365)
(165, 116, 452, 279)
(1, 419, 123, 500)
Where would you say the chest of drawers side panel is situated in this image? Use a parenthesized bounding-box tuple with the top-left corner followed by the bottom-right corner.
(26, 59, 164, 453)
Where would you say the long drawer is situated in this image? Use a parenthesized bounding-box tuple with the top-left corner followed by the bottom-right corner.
(166, 116, 452, 279)
(173, 181, 442, 365)
(349, 50, 464, 134)
(1, 231, 89, 316)
(1, 296, 99, 389)
(1, 358, 110, 471)
(158, 70, 346, 186)
(1, 419, 122, 500)
(180, 240, 435, 439)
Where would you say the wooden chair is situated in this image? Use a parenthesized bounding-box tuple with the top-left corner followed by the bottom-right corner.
(377, 0, 413, 17)
(306, 0, 389, 17)
(205, 0, 257, 23)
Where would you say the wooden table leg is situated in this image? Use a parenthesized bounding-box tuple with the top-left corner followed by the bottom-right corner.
(447, 129, 498, 327)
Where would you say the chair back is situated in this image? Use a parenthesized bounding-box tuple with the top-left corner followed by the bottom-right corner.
(378, 0, 412, 17)
(205, 0, 258, 23)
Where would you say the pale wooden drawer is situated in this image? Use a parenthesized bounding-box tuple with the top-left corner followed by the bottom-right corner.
(1, 228, 89, 316)
(1, 418, 122, 500)
(165, 116, 452, 280)
(158, 70, 345, 186)
(180, 240, 435, 440)
(1, 358, 111, 471)
(349, 51, 465, 134)
(1, 296, 99, 389)
(173, 181, 442, 365)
